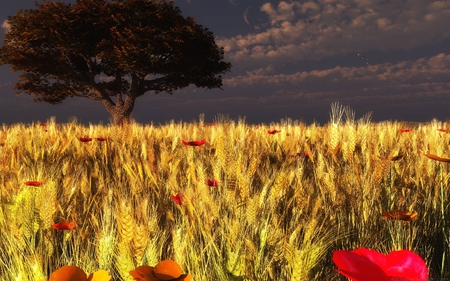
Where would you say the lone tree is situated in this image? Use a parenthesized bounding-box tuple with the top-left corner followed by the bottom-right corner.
(0, 0, 231, 124)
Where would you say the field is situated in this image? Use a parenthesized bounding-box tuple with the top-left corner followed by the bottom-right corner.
(0, 106, 449, 280)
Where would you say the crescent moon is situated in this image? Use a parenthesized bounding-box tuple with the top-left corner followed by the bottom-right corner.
(243, 6, 251, 25)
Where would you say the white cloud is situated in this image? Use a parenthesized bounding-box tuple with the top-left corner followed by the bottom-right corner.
(217, 0, 450, 67)
(2, 20, 11, 33)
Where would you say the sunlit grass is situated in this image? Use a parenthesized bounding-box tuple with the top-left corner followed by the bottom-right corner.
(0, 109, 449, 280)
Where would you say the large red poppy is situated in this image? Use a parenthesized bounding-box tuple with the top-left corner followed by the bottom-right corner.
(53, 221, 76, 230)
(333, 248, 428, 281)
(181, 139, 206, 146)
(24, 181, 44, 186)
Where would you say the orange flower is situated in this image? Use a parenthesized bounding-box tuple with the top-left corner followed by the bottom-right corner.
(181, 139, 206, 146)
(399, 129, 411, 133)
(53, 221, 76, 230)
(44, 265, 111, 281)
(425, 153, 450, 163)
(24, 181, 44, 186)
(382, 210, 418, 221)
(130, 260, 192, 281)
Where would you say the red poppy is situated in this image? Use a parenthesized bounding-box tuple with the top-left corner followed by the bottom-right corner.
(171, 193, 183, 205)
(96, 137, 108, 141)
(181, 139, 206, 146)
(78, 137, 93, 142)
(24, 181, 44, 186)
(333, 248, 428, 281)
(399, 129, 411, 133)
(268, 129, 281, 134)
(294, 152, 309, 158)
(53, 221, 76, 230)
(206, 179, 219, 187)
(40, 122, 47, 126)
(438, 129, 448, 132)
(382, 210, 418, 221)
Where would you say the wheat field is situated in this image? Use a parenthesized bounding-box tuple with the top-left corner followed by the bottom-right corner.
(0, 105, 449, 280)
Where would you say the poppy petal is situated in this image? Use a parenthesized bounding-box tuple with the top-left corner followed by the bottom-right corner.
(332, 249, 388, 281)
(87, 270, 112, 281)
(48, 265, 87, 281)
(385, 250, 428, 281)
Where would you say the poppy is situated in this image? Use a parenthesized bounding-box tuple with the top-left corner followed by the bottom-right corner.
(425, 153, 450, 163)
(78, 137, 93, 142)
(202, 123, 216, 127)
(268, 129, 281, 134)
(130, 260, 192, 281)
(96, 137, 108, 141)
(332, 248, 428, 281)
(171, 193, 183, 205)
(294, 152, 309, 158)
(46, 265, 111, 281)
(438, 129, 448, 132)
(181, 139, 206, 146)
(382, 210, 418, 221)
(24, 181, 44, 186)
(53, 221, 76, 230)
(206, 179, 219, 187)
(399, 129, 411, 133)
(40, 122, 47, 126)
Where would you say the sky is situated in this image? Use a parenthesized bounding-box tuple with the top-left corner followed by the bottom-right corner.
(1, 0, 450, 125)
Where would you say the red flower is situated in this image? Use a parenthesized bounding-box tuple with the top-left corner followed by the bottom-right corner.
(39, 122, 46, 126)
(295, 152, 309, 158)
(24, 181, 44, 186)
(78, 137, 93, 142)
(171, 193, 183, 205)
(399, 129, 411, 133)
(96, 137, 108, 141)
(333, 248, 428, 281)
(181, 139, 206, 146)
(206, 179, 219, 187)
(438, 128, 448, 132)
(53, 221, 76, 230)
(268, 129, 281, 134)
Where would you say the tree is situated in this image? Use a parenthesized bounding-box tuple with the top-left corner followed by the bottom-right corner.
(0, 0, 231, 124)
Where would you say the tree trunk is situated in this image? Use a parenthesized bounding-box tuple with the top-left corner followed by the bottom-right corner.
(100, 94, 136, 125)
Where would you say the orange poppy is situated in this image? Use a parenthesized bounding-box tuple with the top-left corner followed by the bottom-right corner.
(425, 153, 450, 163)
(53, 221, 76, 230)
(382, 210, 418, 221)
(130, 260, 192, 281)
(181, 139, 206, 146)
(24, 181, 44, 186)
(79, 137, 93, 142)
(45, 265, 111, 281)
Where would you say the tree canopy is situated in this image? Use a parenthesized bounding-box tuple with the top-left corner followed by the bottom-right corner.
(0, 0, 231, 123)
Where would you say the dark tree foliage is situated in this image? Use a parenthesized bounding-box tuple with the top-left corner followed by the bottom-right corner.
(0, 0, 231, 124)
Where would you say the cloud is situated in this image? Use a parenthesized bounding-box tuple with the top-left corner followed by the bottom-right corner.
(217, 0, 450, 67)
(2, 19, 11, 33)
(224, 53, 450, 87)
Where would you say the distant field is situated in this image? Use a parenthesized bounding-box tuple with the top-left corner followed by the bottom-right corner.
(0, 109, 449, 280)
